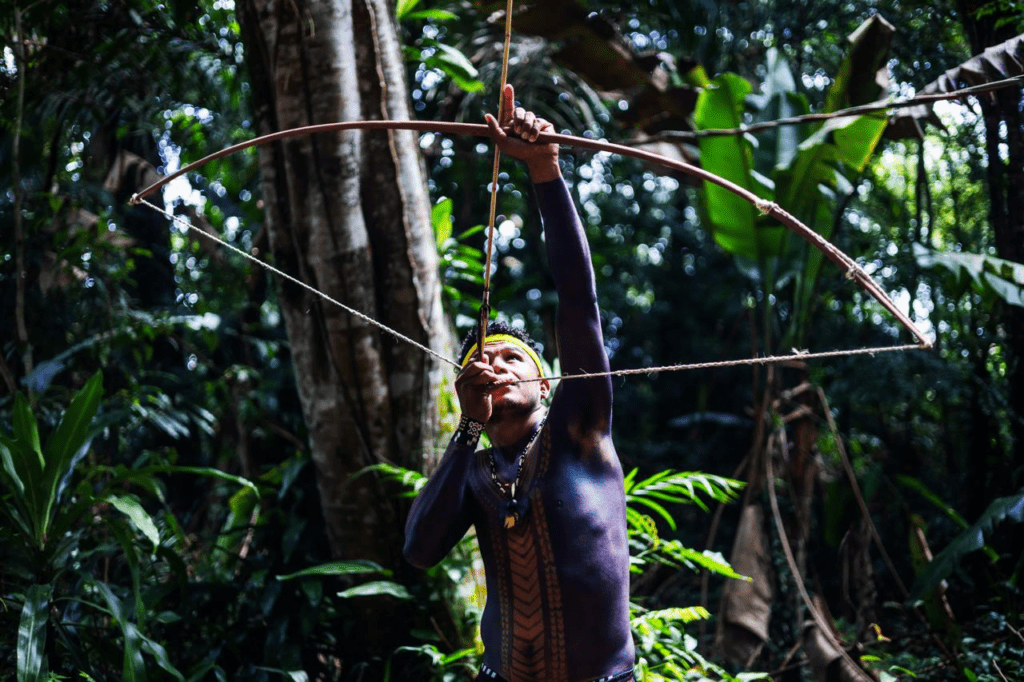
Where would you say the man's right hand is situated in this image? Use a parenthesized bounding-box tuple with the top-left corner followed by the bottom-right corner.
(455, 360, 501, 425)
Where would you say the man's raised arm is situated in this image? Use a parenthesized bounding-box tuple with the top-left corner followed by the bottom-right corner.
(485, 86, 612, 436)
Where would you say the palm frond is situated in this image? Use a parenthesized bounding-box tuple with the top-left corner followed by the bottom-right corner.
(632, 606, 712, 629)
(352, 463, 428, 497)
(625, 468, 744, 515)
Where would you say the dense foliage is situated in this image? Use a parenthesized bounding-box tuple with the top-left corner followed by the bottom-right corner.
(2, 0, 1022, 680)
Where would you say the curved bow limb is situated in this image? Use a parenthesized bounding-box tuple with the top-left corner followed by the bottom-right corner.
(129, 119, 932, 349)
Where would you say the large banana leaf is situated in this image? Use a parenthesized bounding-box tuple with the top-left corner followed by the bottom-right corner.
(695, 14, 892, 312)
(914, 243, 1024, 307)
(694, 72, 782, 260)
(890, 33, 1024, 136)
(778, 110, 888, 344)
(775, 16, 892, 345)
(751, 48, 806, 173)
(825, 14, 895, 113)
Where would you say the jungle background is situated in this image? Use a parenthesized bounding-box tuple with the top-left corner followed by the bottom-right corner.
(2, 0, 1023, 680)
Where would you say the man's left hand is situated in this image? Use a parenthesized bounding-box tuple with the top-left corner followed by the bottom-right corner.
(485, 84, 560, 183)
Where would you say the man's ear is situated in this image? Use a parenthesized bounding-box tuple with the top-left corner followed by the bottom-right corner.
(539, 378, 551, 400)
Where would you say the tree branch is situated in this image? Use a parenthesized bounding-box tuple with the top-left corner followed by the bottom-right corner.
(636, 75, 1024, 143)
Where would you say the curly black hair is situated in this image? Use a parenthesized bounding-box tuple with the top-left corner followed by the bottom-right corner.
(458, 320, 541, 364)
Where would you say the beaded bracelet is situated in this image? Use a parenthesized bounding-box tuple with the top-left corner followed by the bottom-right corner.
(454, 414, 485, 448)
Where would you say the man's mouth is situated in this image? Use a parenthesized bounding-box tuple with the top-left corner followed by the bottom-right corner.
(490, 380, 516, 394)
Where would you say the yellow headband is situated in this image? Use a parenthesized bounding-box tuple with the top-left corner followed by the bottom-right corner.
(461, 333, 543, 374)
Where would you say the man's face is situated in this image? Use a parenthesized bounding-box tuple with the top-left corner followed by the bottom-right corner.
(481, 341, 549, 417)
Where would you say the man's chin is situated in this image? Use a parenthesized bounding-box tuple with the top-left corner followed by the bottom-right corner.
(489, 397, 535, 421)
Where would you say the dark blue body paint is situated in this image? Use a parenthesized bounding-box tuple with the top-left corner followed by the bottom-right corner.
(405, 180, 634, 681)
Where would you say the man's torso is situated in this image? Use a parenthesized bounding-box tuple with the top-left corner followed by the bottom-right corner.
(468, 408, 635, 682)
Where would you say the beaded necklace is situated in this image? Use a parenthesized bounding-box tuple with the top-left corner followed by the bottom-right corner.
(489, 418, 546, 529)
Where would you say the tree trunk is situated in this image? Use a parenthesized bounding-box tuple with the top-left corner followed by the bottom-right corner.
(237, 0, 450, 660)
(957, 0, 1024, 489)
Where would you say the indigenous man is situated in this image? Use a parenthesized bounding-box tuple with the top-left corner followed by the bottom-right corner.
(404, 85, 634, 682)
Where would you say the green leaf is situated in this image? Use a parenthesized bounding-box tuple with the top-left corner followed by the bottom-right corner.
(0, 463, 35, 540)
(627, 496, 678, 530)
(277, 560, 389, 581)
(632, 605, 711, 628)
(0, 430, 45, 543)
(17, 584, 52, 682)
(354, 463, 427, 495)
(254, 668, 308, 682)
(395, 0, 420, 20)
(91, 580, 127, 624)
(759, 21, 890, 346)
(658, 542, 749, 580)
(775, 112, 885, 216)
(825, 15, 894, 114)
(107, 522, 145, 631)
(100, 465, 168, 503)
(890, 34, 1024, 134)
(140, 634, 184, 681)
(896, 475, 969, 529)
(0, 437, 27, 497)
(439, 647, 476, 665)
(426, 43, 478, 80)
(142, 465, 259, 496)
(909, 489, 1024, 601)
(775, 111, 885, 345)
(300, 579, 323, 606)
(108, 495, 161, 551)
(91, 581, 146, 681)
(889, 666, 917, 677)
(694, 73, 781, 259)
(432, 198, 454, 249)
(757, 49, 803, 169)
(444, 70, 485, 94)
(423, 43, 484, 93)
(624, 469, 743, 509)
(898, 476, 999, 562)
(217, 485, 259, 556)
(121, 623, 148, 682)
(913, 244, 1024, 308)
(39, 371, 104, 541)
(405, 9, 457, 21)
(337, 580, 412, 600)
(12, 393, 43, 465)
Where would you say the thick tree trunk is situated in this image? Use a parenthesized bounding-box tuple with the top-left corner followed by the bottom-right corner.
(983, 84, 1024, 474)
(237, 0, 450, 659)
(957, 0, 1024, 486)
